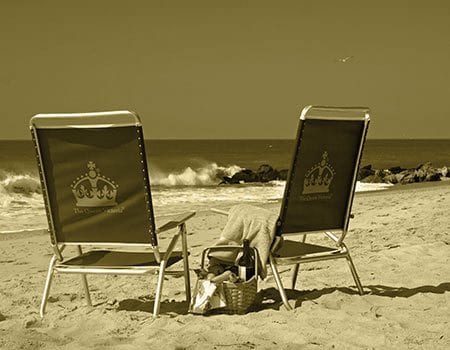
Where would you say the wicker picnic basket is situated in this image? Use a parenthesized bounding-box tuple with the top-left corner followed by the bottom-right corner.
(202, 245, 259, 315)
(222, 276, 257, 314)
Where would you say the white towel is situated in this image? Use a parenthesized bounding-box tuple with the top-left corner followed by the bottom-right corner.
(215, 204, 277, 278)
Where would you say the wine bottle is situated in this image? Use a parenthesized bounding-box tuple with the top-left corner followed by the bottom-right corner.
(237, 239, 255, 281)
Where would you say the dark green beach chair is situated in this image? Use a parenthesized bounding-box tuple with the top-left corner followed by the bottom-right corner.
(30, 111, 195, 318)
(269, 106, 369, 309)
(213, 106, 369, 310)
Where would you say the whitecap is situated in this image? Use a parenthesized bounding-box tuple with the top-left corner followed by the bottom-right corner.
(150, 163, 242, 186)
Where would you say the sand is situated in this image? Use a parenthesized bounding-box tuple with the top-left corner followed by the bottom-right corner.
(0, 182, 449, 349)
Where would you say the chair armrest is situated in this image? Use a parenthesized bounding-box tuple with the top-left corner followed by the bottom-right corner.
(156, 211, 196, 233)
(210, 208, 229, 216)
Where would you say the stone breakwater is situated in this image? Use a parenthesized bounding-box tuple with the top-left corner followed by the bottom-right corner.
(358, 162, 449, 184)
(219, 162, 450, 185)
(220, 164, 288, 184)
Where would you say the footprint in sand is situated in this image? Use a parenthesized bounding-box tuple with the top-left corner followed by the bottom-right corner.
(321, 295, 346, 310)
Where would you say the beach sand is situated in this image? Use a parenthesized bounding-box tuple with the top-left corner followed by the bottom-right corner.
(0, 182, 449, 349)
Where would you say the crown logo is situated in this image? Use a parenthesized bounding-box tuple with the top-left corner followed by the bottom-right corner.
(71, 161, 118, 207)
(302, 151, 336, 194)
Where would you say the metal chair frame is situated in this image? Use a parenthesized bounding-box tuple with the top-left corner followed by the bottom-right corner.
(213, 106, 369, 310)
(270, 105, 369, 309)
(30, 111, 194, 318)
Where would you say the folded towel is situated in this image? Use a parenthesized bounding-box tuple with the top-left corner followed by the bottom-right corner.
(214, 204, 277, 278)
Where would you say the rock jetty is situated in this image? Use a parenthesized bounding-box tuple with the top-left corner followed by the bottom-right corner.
(358, 162, 449, 185)
(219, 162, 449, 185)
(220, 164, 288, 184)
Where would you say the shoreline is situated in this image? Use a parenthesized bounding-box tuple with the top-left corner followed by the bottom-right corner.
(361, 176, 450, 195)
(2, 180, 449, 236)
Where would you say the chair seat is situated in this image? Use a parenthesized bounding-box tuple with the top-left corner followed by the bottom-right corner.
(55, 250, 184, 273)
(273, 240, 347, 265)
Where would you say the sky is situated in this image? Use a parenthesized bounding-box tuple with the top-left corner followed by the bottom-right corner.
(1, 0, 449, 140)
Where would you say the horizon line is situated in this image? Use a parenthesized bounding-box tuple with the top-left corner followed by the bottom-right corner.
(1, 137, 450, 141)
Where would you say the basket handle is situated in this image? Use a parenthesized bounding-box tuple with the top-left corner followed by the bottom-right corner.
(201, 245, 259, 278)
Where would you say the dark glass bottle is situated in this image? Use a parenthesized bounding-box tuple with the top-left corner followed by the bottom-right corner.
(237, 239, 255, 281)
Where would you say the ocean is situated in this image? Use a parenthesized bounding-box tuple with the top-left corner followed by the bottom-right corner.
(1, 139, 449, 233)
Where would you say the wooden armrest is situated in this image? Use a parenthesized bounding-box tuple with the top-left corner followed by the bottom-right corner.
(210, 208, 229, 216)
(156, 211, 196, 233)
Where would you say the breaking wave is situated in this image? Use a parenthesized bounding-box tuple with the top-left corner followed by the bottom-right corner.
(0, 173, 42, 196)
(0, 172, 47, 233)
(150, 163, 242, 186)
(0, 166, 392, 233)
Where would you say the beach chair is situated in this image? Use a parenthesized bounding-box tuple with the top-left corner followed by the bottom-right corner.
(213, 106, 369, 310)
(269, 105, 369, 309)
(30, 111, 195, 318)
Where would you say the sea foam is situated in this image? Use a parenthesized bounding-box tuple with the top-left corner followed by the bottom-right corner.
(0, 172, 47, 233)
(0, 173, 41, 195)
(151, 163, 242, 186)
(0, 166, 392, 233)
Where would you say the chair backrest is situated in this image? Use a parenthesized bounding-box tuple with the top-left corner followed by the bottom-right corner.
(277, 106, 370, 237)
(30, 111, 157, 247)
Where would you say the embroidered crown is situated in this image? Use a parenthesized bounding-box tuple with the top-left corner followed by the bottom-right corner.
(71, 161, 118, 207)
(302, 151, 335, 194)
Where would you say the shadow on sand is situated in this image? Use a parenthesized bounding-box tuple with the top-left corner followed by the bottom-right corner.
(116, 297, 189, 316)
(114, 282, 449, 315)
(249, 282, 450, 312)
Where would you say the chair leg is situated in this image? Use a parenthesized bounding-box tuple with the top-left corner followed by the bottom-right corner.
(77, 246, 92, 307)
(269, 255, 293, 311)
(80, 275, 92, 307)
(345, 253, 364, 295)
(290, 264, 300, 290)
(40, 255, 57, 318)
(180, 223, 191, 303)
(289, 235, 307, 290)
(153, 260, 167, 318)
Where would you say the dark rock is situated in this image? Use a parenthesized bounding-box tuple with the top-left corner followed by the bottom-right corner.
(375, 169, 391, 178)
(358, 164, 375, 180)
(400, 172, 416, 184)
(414, 162, 440, 182)
(358, 163, 446, 185)
(219, 176, 231, 185)
(256, 164, 279, 182)
(388, 166, 406, 174)
(383, 174, 398, 184)
(278, 169, 289, 180)
(219, 161, 449, 186)
(395, 173, 406, 183)
(360, 174, 385, 183)
(230, 169, 259, 183)
(0, 312, 6, 322)
(363, 169, 392, 183)
(426, 173, 441, 182)
(219, 176, 239, 185)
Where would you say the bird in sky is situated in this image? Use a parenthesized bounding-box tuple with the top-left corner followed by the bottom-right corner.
(338, 56, 354, 63)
